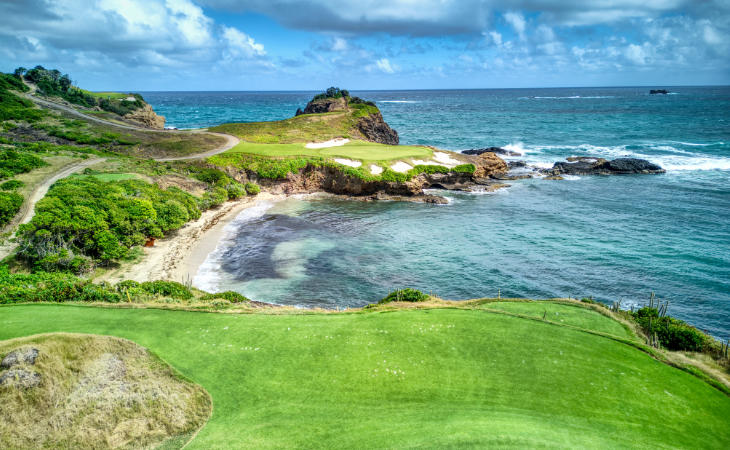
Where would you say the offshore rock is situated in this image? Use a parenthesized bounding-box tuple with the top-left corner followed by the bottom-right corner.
(546, 157, 665, 176)
(463, 147, 521, 157)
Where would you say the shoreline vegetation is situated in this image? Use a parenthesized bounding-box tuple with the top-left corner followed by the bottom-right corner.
(1, 70, 729, 447)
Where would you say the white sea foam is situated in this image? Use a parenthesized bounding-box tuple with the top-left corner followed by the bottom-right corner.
(193, 201, 276, 293)
(503, 142, 526, 155)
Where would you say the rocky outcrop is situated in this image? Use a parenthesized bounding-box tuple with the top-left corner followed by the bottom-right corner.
(544, 157, 665, 176)
(295, 97, 348, 115)
(650, 89, 669, 94)
(463, 147, 521, 157)
(356, 112, 399, 145)
(0, 368, 42, 388)
(467, 152, 509, 179)
(124, 103, 165, 129)
(1, 347, 39, 368)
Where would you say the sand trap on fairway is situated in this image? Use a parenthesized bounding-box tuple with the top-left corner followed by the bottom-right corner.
(433, 151, 462, 167)
(370, 164, 384, 175)
(305, 138, 350, 149)
(334, 158, 362, 167)
(391, 161, 413, 173)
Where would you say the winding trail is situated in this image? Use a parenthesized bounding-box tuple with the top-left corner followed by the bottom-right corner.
(1, 94, 241, 260)
(24, 93, 240, 160)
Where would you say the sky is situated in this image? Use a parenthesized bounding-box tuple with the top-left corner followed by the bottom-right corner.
(1, 0, 729, 91)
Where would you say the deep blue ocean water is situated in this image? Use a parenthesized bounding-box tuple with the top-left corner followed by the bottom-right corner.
(142, 88, 730, 339)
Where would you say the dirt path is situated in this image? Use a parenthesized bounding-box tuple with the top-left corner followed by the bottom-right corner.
(0, 157, 105, 261)
(25, 94, 240, 160)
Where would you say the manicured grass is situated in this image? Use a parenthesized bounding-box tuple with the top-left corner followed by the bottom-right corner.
(1, 304, 728, 448)
(225, 140, 432, 162)
(482, 301, 632, 338)
(81, 90, 128, 100)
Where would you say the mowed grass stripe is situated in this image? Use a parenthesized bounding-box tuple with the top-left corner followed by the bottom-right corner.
(0, 304, 728, 449)
(225, 140, 433, 162)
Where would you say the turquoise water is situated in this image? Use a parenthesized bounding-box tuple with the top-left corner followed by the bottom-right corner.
(142, 88, 730, 339)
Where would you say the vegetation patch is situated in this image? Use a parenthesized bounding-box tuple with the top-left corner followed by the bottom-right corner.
(0, 191, 23, 227)
(379, 288, 430, 304)
(17, 176, 202, 273)
(0, 333, 211, 449)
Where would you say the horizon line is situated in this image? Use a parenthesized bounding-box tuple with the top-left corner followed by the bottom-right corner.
(112, 84, 730, 93)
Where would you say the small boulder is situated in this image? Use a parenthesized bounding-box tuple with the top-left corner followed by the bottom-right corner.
(0, 368, 42, 388)
(1, 347, 39, 369)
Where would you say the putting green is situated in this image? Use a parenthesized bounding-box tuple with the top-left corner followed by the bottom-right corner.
(0, 303, 728, 449)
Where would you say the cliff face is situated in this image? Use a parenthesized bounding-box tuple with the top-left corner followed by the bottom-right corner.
(221, 150, 507, 201)
(124, 104, 165, 129)
(355, 112, 399, 145)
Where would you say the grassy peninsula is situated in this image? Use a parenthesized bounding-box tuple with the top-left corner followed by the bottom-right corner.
(1, 69, 729, 449)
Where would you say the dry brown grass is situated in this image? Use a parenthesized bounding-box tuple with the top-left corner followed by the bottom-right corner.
(0, 333, 211, 449)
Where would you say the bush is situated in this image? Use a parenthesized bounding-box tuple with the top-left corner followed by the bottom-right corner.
(0, 149, 48, 180)
(244, 182, 260, 195)
(632, 307, 709, 352)
(201, 291, 250, 303)
(1, 180, 24, 191)
(17, 176, 201, 272)
(0, 191, 23, 226)
(452, 164, 476, 174)
(0, 268, 120, 304)
(139, 281, 193, 300)
(379, 288, 430, 304)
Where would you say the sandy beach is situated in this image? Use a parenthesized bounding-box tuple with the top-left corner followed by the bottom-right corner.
(100, 192, 286, 285)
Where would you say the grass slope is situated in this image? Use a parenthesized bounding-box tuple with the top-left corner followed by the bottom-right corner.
(224, 140, 432, 162)
(1, 303, 728, 449)
(210, 111, 356, 144)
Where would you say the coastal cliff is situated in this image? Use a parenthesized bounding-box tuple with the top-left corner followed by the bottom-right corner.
(295, 88, 399, 145)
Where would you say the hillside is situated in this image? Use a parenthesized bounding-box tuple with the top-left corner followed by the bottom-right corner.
(1, 300, 729, 448)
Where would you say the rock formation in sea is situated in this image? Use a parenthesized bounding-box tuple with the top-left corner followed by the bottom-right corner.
(544, 157, 665, 176)
(462, 147, 521, 157)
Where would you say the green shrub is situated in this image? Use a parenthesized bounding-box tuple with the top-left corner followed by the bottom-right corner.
(0, 149, 47, 180)
(139, 280, 193, 300)
(0, 267, 120, 304)
(202, 291, 250, 303)
(632, 307, 709, 352)
(226, 182, 247, 199)
(0, 191, 23, 226)
(379, 288, 430, 304)
(17, 176, 201, 272)
(1, 180, 23, 191)
(452, 164, 476, 174)
(244, 182, 260, 195)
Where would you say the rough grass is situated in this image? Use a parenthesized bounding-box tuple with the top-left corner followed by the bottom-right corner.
(0, 333, 211, 449)
(0, 303, 728, 449)
(86, 172, 140, 182)
(210, 111, 354, 144)
(223, 140, 432, 162)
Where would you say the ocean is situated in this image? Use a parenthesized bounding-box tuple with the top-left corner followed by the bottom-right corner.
(141, 87, 730, 339)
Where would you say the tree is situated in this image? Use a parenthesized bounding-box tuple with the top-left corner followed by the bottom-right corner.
(13, 67, 26, 78)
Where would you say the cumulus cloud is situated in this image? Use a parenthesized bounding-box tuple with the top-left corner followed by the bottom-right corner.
(0, 0, 268, 74)
(374, 58, 396, 74)
(504, 12, 526, 40)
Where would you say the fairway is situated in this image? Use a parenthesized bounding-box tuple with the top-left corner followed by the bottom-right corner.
(1, 303, 728, 449)
(224, 140, 432, 162)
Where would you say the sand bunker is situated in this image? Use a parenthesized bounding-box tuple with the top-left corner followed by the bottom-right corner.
(334, 158, 362, 168)
(305, 138, 350, 149)
(390, 161, 413, 173)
